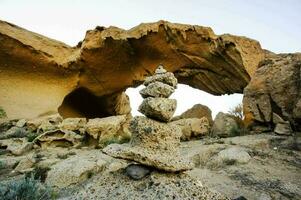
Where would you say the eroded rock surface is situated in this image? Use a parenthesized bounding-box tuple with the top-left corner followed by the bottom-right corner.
(103, 116, 193, 172)
(0, 20, 264, 119)
(243, 53, 301, 131)
(173, 104, 213, 125)
(170, 117, 210, 141)
(67, 170, 227, 200)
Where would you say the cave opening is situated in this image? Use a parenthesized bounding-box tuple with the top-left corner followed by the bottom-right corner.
(58, 87, 113, 119)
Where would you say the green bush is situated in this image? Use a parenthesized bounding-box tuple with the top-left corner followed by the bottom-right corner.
(0, 160, 5, 170)
(0, 175, 56, 200)
(27, 132, 39, 142)
(229, 126, 241, 137)
(0, 107, 6, 118)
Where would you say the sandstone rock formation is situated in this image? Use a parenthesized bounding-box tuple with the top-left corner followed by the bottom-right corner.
(85, 115, 131, 147)
(170, 117, 210, 140)
(243, 53, 301, 131)
(173, 104, 213, 125)
(103, 66, 193, 172)
(0, 20, 264, 119)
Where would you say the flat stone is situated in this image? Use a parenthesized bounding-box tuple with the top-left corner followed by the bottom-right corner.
(144, 72, 177, 88)
(138, 97, 176, 122)
(274, 122, 292, 135)
(139, 81, 175, 98)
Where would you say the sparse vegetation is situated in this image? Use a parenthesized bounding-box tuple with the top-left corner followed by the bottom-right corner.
(100, 136, 130, 148)
(228, 103, 250, 137)
(229, 126, 242, 137)
(26, 167, 51, 183)
(0, 160, 6, 170)
(27, 132, 39, 142)
(0, 107, 7, 118)
(228, 103, 243, 120)
(223, 158, 237, 165)
(0, 175, 56, 200)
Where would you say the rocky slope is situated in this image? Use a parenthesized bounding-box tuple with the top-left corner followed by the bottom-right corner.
(0, 20, 264, 119)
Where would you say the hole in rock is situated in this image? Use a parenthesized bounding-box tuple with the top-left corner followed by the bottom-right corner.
(126, 84, 243, 118)
(58, 87, 114, 119)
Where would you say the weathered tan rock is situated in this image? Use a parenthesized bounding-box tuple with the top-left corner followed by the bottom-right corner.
(170, 117, 210, 141)
(211, 112, 238, 137)
(103, 116, 193, 172)
(274, 122, 292, 135)
(14, 155, 35, 173)
(0, 138, 33, 155)
(26, 114, 62, 132)
(34, 129, 83, 148)
(139, 81, 175, 98)
(70, 170, 228, 200)
(173, 104, 213, 125)
(0, 20, 265, 119)
(243, 53, 301, 130)
(58, 118, 86, 133)
(216, 147, 251, 164)
(144, 72, 178, 88)
(85, 115, 130, 146)
(46, 150, 110, 188)
(138, 97, 177, 122)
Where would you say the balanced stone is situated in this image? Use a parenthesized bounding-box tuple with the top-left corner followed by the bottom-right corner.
(144, 72, 177, 88)
(139, 81, 175, 98)
(103, 116, 193, 172)
(138, 97, 176, 122)
(155, 65, 167, 74)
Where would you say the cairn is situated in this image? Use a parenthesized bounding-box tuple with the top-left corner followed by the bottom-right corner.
(103, 65, 193, 172)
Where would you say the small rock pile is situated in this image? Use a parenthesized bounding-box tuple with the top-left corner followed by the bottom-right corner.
(103, 65, 193, 172)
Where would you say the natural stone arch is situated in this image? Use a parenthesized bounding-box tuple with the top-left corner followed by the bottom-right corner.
(0, 20, 264, 119)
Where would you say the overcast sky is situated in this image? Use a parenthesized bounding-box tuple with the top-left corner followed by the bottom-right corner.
(1, 0, 300, 117)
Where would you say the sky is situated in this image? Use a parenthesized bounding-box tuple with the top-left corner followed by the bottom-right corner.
(0, 0, 300, 117)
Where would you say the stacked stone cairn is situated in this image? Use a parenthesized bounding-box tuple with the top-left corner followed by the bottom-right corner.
(103, 65, 193, 172)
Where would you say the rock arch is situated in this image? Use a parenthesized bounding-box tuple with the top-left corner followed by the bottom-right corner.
(0, 20, 264, 119)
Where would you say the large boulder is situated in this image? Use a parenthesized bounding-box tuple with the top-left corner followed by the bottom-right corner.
(211, 112, 238, 137)
(85, 115, 130, 146)
(243, 53, 301, 131)
(170, 117, 210, 140)
(0, 20, 264, 119)
(173, 104, 213, 125)
(216, 147, 251, 164)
